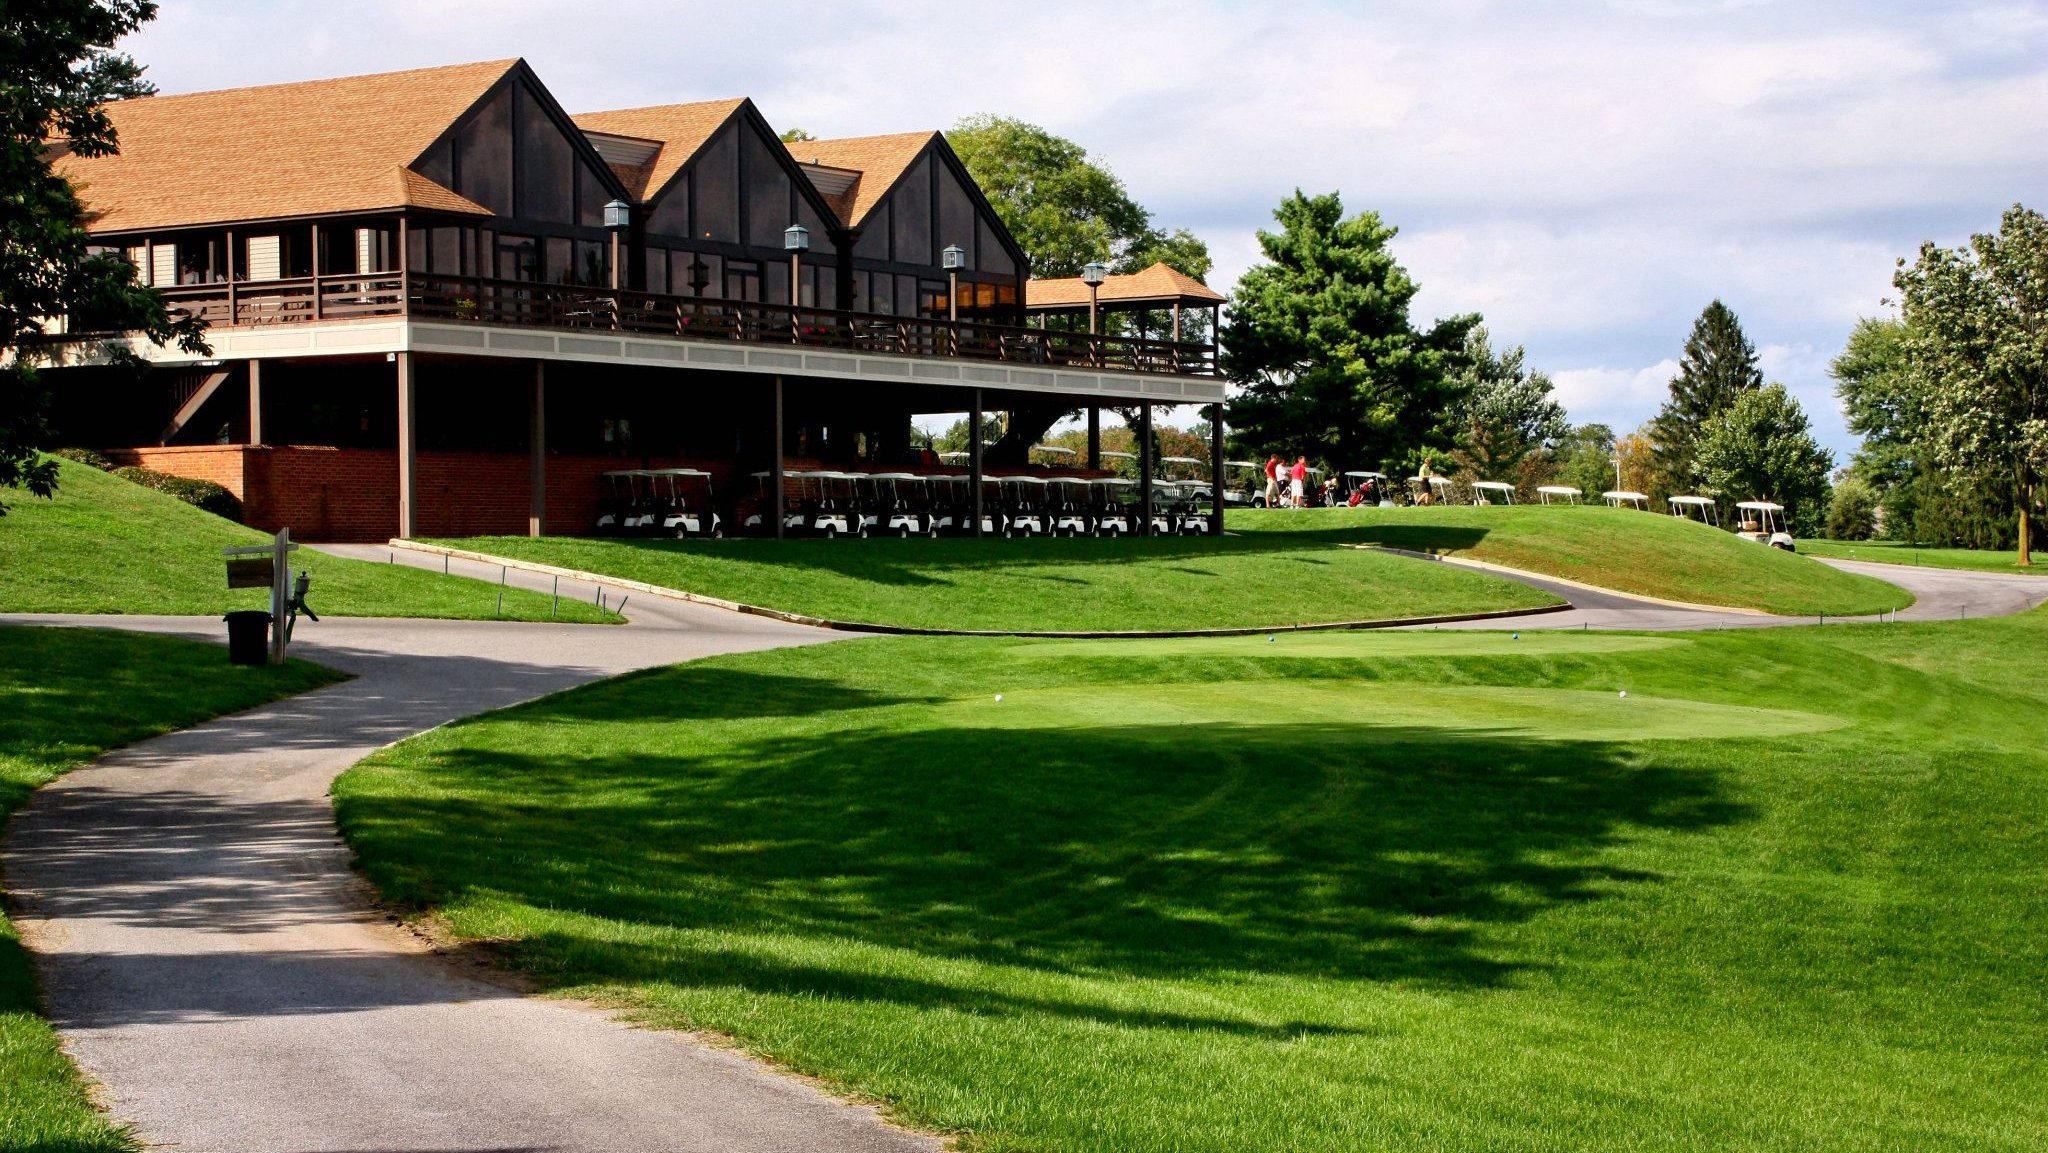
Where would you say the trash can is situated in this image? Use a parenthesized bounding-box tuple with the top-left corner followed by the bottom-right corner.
(224, 610, 272, 666)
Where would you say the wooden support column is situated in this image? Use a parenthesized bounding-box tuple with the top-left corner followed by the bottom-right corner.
(247, 359, 264, 445)
(1138, 402, 1154, 537)
(1087, 407, 1100, 470)
(310, 222, 323, 319)
(969, 389, 985, 537)
(771, 376, 786, 539)
(396, 352, 417, 539)
(528, 361, 546, 537)
(1211, 407, 1226, 536)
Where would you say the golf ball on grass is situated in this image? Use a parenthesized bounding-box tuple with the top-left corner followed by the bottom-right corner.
(1619, 690, 1628, 699)
(994, 694, 1004, 702)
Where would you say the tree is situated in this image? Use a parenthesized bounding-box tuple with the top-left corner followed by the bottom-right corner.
(1893, 203, 2048, 566)
(778, 127, 815, 143)
(1694, 384, 1833, 536)
(1222, 191, 1478, 473)
(2, 0, 206, 513)
(1615, 428, 1657, 496)
(1553, 423, 1617, 498)
(1648, 301, 1765, 492)
(947, 114, 1210, 281)
(1449, 327, 1568, 481)
(1827, 475, 1878, 540)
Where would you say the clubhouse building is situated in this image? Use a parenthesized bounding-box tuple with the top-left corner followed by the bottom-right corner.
(47, 59, 1225, 539)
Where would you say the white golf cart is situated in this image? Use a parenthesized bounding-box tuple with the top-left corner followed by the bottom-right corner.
(1536, 485, 1581, 505)
(1002, 474, 1049, 536)
(1225, 460, 1265, 506)
(1471, 480, 1516, 506)
(1413, 475, 1458, 506)
(1734, 500, 1796, 551)
(868, 472, 927, 536)
(1603, 490, 1650, 510)
(1047, 477, 1093, 536)
(654, 468, 722, 538)
(594, 469, 640, 534)
(1343, 470, 1393, 506)
(802, 471, 857, 538)
(1090, 477, 1134, 536)
(1667, 494, 1719, 528)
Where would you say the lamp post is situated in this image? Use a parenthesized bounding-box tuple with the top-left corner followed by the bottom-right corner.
(1082, 261, 1107, 334)
(602, 199, 631, 291)
(941, 244, 965, 323)
(784, 223, 810, 307)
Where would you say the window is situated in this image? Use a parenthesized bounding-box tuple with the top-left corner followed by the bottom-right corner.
(692, 126, 739, 243)
(645, 176, 690, 239)
(726, 258, 759, 301)
(644, 247, 669, 294)
(455, 84, 513, 216)
(516, 84, 574, 222)
(426, 227, 462, 274)
(498, 234, 539, 281)
(892, 154, 932, 265)
(854, 213, 889, 261)
(675, 251, 719, 297)
(577, 163, 612, 229)
(896, 274, 919, 317)
(151, 244, 179, 287)
(744, 130, 793, 249)
(865, 271, 892, 314)
(355, 227, 396, 273)
(545, 237, 571, 283)
(573, 240, 609, 287)
(245, 235, 282, 282)
(978, 217, 1015, 277)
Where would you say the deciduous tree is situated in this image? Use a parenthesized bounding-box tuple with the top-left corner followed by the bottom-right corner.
(1, 0, 206, 513)
(1222, 191, 1477, 473)
(1694, 384, 1832, 536)
(1449, 327, 1569, 482)
(1893, 203, 2048, 565)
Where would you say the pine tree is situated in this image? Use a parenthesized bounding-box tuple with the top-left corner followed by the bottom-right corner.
(1648, 301, 1764, 491)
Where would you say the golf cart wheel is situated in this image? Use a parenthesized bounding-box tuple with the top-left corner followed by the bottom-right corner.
(821, 526, 837, 540)
(711, 528, 724, 539)
(858, 526, 870, 539)
(897, 525, 910, 538)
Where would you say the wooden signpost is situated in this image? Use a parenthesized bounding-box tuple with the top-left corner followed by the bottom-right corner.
(223, 527, 299, 665)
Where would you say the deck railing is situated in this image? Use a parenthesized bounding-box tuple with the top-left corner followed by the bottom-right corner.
(148, 273, 1217, 378)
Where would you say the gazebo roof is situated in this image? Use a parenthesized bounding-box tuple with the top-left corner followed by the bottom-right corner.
(1026, 262, 1225, 312)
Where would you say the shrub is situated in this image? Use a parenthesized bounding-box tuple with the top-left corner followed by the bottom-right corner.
(50, 446, 115, 471)
(110, 466, 242, 521)
(1827, 477, 1878, 541)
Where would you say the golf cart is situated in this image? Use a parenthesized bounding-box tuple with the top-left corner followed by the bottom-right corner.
(1224, 461, 1265, 506)
(868, 473, 930, 536)
(801, 471, 857, 538)
(654, 468, 722, 538)
(594, 469, 641, 534)
(1667, 494, 1719, 527)
(1031, 444, 1077, 466)
(1471, 480, 1516, 506)
(1047, 477, 1094, 536)
(1603, 490, 1650, 510)
(1173, 481, 1217, 534)
(1090, 477, 1135, 536)
(741, 470, 804, 536)
(1001, 475, 1049, 536)
(1342, 471, 1393, 507)
(1411, 475, 1458, 506)
(1536, 485, 1581, 505)
(1734, 500, 1795, 550)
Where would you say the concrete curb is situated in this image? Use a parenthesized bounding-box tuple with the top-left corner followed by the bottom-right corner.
(388, 539, 1575, 639)
(1351, 544, 1783, 616)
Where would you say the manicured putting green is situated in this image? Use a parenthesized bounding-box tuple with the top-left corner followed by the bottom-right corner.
(1022, 631, 1683, 660)
(943, 682, 1839, 742)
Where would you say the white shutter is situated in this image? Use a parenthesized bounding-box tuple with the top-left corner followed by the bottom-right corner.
(245, 235, 281, 281)
(151, 244, 178, 286)
(126, 246, 149, 284)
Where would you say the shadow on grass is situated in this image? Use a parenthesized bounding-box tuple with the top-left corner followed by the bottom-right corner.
(340, 679, 1751, 1030)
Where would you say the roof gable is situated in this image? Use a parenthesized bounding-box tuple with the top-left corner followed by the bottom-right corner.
(781, 131, 934, 227)
(57, 58, 520, 233)
(572, 99, 746, 202)
(1027, 262, 1225, 309)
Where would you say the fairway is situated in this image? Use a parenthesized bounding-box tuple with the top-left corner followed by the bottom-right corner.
(433, 533, 1561, 631)
(1, 627, 339, 1152)
(1797, 538, 2047, 575)
(0, 459, 614, 622)
(335, 613, 2048, 1152)
(1228, 504, 1914, 615)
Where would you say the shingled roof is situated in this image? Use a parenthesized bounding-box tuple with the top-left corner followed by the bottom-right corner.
(572, 99, 746, 202)
(1026, 262, 1226, 310)
(781, 131, 935, 227)
(56, 58, 515, 233)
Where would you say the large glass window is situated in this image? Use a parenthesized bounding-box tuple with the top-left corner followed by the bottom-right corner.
(645, 175, 690, 238)
(544, 237, 570, 283)
(692, 126, 739, 243)
(573, 240, 609, 287)
(726, 258, 759, 301)
(678, 251, 720, 297)
(516, 84, 574, 223)
(744, 131, 793, 249)
(865, 271, 892, 314)
(895, 274, 919, 317)
(427, 227, 462, 274)
(498, 234, 539, 281)
(978, 217, 1015, 276)
(793, 198, 835, 257)
(891, 154, 932, 265)
(455, 85, 513, 216)
(854, 212, 889, 261)
(577, 160, 611, 229)
(937, 162, 976, 267)
(643, 247, 669, 294)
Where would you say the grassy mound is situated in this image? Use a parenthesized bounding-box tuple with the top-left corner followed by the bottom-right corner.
(433, 534, 1561, 632)
(1229, 504, 1913, 615)
(1797, 538, 2047, 575)
(1, 458, 612, 622)
(336, 614, 2048, 1152)
(1, 627, 341, 1151)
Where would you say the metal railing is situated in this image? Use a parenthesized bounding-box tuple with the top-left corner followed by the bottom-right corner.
(147, 273, 1216, 378)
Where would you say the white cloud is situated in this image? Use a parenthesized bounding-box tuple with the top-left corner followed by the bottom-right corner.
(121, 0, 2048, 461)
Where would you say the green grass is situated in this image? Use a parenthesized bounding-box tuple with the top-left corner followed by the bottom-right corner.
(336, 615, 2048, 1152)
(1797, 538, 2047, 575)
(1228, 504, 1914, 616)
(432, 534, 1560, 632)
(0, 458, 615, 622)
(1, 626, 341, 1151)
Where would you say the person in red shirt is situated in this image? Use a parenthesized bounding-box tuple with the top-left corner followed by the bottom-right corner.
(1263, 455, 1281, 508)
(1289, 456, 1308, 508)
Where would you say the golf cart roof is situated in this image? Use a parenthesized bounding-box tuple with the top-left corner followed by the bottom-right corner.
(601, 469, 638, 478)
(1603, 490, 1648, 501)
(1227, 460, 1259, 469)
(1100, 450, 1137, 461)
(1427, 475, 1456, 487)
(646, 468, 711, 478)
(937, 451, 969, 462)
(1090, 477, 1134, 486)
(1031, 445, 1077, 456)
(869, 472, 920, 480)
(1472, 480, 1515, 493)
(1161, 456, 1204, 465)
(1001, 474, 1049, 484)
(1344, 470, 1387, 479)
(1735, 500, 1783, 511)
(1669, 495, 1715, 507)
(1536, 485, 1579, 495)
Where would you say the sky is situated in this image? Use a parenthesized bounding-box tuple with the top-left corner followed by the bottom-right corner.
(121, 1, 2048, 461)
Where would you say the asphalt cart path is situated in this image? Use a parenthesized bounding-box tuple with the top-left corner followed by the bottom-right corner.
(2, 606, 941, 1153)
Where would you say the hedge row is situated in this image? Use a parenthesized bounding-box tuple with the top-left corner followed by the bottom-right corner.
(50, 448, 242, 522)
